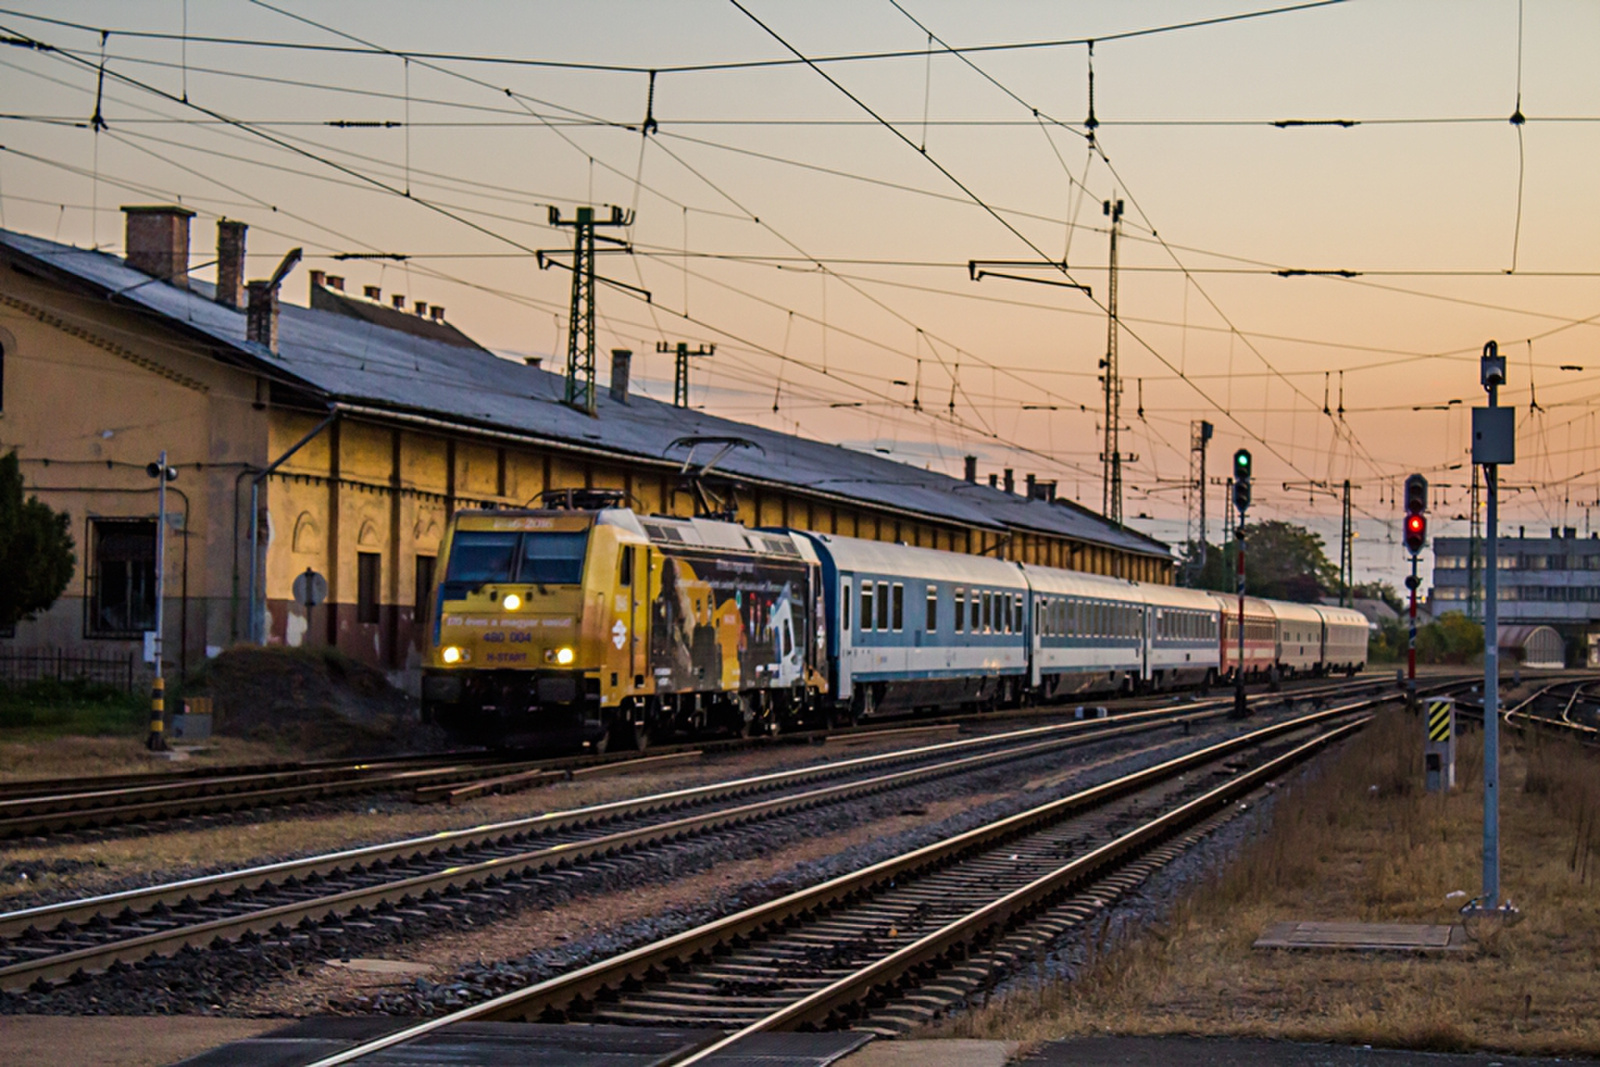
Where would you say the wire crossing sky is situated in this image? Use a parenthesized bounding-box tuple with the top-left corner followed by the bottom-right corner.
(2, 0, 1599, 592)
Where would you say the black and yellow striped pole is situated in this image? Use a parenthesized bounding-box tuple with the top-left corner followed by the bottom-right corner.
(146, 674, 166, 752)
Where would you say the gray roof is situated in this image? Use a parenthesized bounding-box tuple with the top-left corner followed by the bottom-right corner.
(0, 228, 1170, 560)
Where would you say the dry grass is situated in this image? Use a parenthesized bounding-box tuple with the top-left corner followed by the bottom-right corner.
(0, 734, 296, 785)
(941, 709, 1600, 1057)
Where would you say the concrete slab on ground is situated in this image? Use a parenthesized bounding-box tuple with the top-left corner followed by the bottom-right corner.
(838, 1038, 1019, 1067)
(1023, 1036, 1598, 1066)
(172, 1018, 872, 1066)
(1254, 921, 1467, 952)
(0, 1014, 281, 1067)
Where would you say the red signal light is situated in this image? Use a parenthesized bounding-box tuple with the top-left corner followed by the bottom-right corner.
(1404, 512, 1427, 553)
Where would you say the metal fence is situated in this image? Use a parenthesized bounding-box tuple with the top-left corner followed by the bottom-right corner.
(0, 650, 140, 692)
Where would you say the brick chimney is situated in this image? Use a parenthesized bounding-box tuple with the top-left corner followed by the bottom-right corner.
(326, 275, 344, 291)
(246, 280, 280, 354)
(414, 300, 428, 317)
(609, 349, 632, 404)
(963, 455, 977, 483)
(214, 219, 247, 309)
(392, 294, 406, 310)
(1025, 473, 1037, 498)
(430, 306, 445, 322)
(1003, 468, 1015, 494)
(122, 205, 195, 289)
(363, 285, 381, 301)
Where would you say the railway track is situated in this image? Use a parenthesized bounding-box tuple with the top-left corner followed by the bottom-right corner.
(0, 673, 1411, 840)
(0, 677, 1392, 996)
(1499, 676, 1599, 739)
(298, 686, 1423, 1067)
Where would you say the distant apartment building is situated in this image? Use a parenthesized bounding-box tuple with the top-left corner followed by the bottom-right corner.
(1432, 526, 1600, 666)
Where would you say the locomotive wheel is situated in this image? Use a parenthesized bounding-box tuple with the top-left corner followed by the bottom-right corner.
(627, 717, 653, 752)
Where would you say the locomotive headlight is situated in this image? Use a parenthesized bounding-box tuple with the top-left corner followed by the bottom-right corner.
(555, 646, 575, 666)
(441, 645, 463, 665)
(502, 593, 522, 611)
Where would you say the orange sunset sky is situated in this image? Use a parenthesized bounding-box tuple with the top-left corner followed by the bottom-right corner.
(3, 1, 1598, 589)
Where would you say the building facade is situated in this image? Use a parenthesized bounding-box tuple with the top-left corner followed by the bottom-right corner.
(0, 208, 1173, 688)
(1432, 527, 1600, 666)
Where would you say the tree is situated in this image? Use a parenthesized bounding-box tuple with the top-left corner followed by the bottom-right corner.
(1182, 520, 1339, 603)
(0, 451, 76, 631)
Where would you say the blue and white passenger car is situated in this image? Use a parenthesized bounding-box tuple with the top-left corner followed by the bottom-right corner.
(1020, 565, 1146, 698)
(794, 532, 1030, 716)
(1137, 582, 1224, 690)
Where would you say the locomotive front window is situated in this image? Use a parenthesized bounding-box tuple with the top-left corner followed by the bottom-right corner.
(519, 531, 589, 585)
(444, 532, 520, 588)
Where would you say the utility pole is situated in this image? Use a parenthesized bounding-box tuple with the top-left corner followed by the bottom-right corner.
(1231, 450, 1253, 719)
(546, 205, 633, 416)
(1186, 420, 1213, 585)
(1340, 478, 1354, 607)
(1472, 340, 1516, 917)
(1468, 464, 1482, 621)
(1100, 197, 1125, 525)
(145, 453, 177, 752)
(657, 341, 715, 408)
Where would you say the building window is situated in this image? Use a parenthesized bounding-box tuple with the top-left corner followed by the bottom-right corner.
(891, 583, 904, 632)
(877, 581, 891, 631)
(954, 588, 965, 633)
(860, 582, 873, 632)
(87, 519, 157, 637)
(926, 585, 939, 632)
(357, 552, 381, 624)
(414, 554, 436, 625)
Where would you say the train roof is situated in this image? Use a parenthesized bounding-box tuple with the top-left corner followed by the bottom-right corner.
(1018, 563, 1145, 601)
(792, 531, 1028, 587)
(0, 227, 1171, 564)
(1132, 582, 1233, 612)
(1265, 600, 1325, 624)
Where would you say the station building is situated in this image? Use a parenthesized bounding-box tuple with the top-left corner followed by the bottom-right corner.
(0, 207, 1173, 687)
(1432, 527, 1600, 667)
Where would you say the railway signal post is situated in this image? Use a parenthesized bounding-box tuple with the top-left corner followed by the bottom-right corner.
(145, 452, 177, 752)
(1232, 449, 1252, 719)
(1403, 474, 1428, 712)
(1472, 340, 1516, 917)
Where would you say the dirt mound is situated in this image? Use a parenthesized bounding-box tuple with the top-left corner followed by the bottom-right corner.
(187, 647, 447, 755)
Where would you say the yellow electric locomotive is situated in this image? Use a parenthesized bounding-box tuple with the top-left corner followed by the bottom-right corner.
(422, 490, 827, 749)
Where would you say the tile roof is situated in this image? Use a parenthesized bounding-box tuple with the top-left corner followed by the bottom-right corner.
(0, 228, 1172, 560)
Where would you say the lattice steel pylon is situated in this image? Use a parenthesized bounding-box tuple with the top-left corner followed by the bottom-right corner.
(1183, 420, 1214, 585)
(547, 205, 632, 415)
(1339, 478, 1354, 606)
(658, 340, 716, 408)
(1100, 197, 1126, 524)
